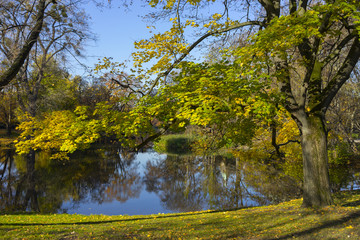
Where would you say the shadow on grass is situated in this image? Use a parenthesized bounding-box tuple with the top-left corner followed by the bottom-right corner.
(342, 200, 360, 207)
(266, 210, 360, 240)
(0, 205, 259, 227)
(0, 209, 229, 227)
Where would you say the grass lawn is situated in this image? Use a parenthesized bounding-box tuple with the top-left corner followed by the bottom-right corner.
(1, 191, 360, 239)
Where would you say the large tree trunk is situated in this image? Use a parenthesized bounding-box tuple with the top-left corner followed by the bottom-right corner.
(296, 112, 333, 207)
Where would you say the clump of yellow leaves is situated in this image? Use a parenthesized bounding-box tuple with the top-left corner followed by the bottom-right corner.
(132, 17, 189, 80)
(15, 106, 101, 159)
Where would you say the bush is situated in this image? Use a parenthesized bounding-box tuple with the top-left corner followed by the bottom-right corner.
(154, 134, 196, 154)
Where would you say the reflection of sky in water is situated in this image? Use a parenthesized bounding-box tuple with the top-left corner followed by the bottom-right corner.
(63, 190, 174, 216)
(61, 149, 171, 216)
(136, 149, 167, 178)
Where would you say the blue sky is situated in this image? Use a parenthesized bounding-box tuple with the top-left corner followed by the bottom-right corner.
(74, 1, 170, 77)
(73, 1, 231, 78)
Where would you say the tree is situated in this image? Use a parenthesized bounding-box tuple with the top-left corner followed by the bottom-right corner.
(35, 60, 78, 112)
(327, 69, 360, 154)
(119, 0, 360, 207)
(13, 1, 91, 117)
(1, 0, 91, 116)
(0, 0, 50, 88)
(0, 85, 17, 135)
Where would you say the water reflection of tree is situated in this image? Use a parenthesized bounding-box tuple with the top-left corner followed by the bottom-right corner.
(143, 153, 307, 212)
(102, 149, 142, 203)
(240, 160, 302, 205)
(144, 154, 205, 212)
(143, 154, 248, 212)
(2, 147, 359, 214)
(0, 148, 17, 211)
(0, 148, 41, 212)
(330, 163, 360, 192)
(206, 156, 242, 209)
(201, 155, 253, 210)
(0, 147, 142, 213)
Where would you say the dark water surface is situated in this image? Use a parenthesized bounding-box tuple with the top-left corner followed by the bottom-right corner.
(0, 147, 358, 215)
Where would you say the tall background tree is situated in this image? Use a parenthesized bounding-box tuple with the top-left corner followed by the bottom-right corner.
(0, 0, 49, 88)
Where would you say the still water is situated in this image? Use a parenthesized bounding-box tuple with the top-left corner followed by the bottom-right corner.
(0, 147, 358, 215)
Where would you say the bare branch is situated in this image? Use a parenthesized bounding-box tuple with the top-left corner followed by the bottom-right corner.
(110, 77, 145, 97)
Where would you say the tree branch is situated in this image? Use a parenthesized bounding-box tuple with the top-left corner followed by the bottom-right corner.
(258, 0, 280, 23)
(278, 139, 300, 147)
(146, 20, 263, 95)
(110, 77, 145, 97)
(323, 33, 356, 66)
(0, 0, 48, 89)
(289, 0, 297, 14)
(134, 121, 173, 152)
(318, 37, 360, 113)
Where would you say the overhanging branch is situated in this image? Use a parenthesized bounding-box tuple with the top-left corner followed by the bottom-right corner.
(146, 20, 263, 95)
(134, 120, 174, 152)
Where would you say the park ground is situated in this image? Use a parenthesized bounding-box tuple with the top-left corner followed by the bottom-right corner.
(1, 191, 360, 239)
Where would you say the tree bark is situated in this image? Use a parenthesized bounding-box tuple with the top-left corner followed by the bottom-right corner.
(296, 112, 333, 207)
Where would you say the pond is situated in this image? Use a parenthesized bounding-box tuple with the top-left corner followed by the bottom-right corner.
(0, 147, 359, 215)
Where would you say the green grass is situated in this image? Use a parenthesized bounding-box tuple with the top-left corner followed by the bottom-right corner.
(1, 191, 360, 239)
